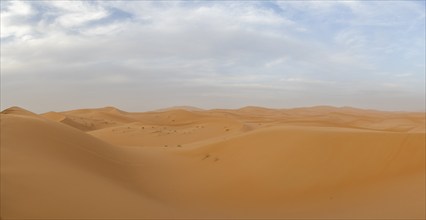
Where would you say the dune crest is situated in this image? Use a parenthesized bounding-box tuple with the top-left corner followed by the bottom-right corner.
(1, 106, 39, 117)
(1, 106, 425, 219)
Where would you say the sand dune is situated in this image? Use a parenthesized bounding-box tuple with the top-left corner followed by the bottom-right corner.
(1, 106, 425, 219)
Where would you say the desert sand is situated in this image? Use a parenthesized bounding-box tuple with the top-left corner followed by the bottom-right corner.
(1, 105, 425, 219)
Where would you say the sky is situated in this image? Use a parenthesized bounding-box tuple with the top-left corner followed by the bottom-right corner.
(1, 0, 425, 113)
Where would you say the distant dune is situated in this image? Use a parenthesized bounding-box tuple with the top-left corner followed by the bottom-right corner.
(1, 106, 425, 219)
(154, 105, 205, 112)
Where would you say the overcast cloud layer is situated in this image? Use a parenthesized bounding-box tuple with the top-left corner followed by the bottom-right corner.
(1, 1, 425, 112)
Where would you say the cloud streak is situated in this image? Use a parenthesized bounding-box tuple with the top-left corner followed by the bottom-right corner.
(1, 1, 425, 112)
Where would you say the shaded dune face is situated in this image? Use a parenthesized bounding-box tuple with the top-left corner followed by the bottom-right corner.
(1, 106, 425, 219)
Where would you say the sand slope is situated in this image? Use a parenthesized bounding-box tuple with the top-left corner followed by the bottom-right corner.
(1, 111, 167, 218)
(1, 106, 425, 218)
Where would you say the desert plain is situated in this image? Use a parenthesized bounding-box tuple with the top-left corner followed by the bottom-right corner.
(0, 105, 425, 219)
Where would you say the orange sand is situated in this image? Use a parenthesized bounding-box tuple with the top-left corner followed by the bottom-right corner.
(1, 106, 425, 219)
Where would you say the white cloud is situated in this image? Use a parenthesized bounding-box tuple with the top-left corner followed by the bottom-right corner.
(48, 1, 109, 28)
(265, 57, 288, 68)
(334, 29, 366, 50)
(0, 1, 35, 38)
(2, 1, 33, 16)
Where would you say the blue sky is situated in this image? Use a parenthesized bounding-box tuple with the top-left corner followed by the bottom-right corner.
(1, 1, 425, 112)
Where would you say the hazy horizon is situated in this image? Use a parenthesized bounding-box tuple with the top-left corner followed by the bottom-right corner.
(1, 1, 425, 112)
(3, 104, 426, 115)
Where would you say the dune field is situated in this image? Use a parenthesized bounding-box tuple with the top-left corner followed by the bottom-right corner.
(1, 106, 425, 219)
